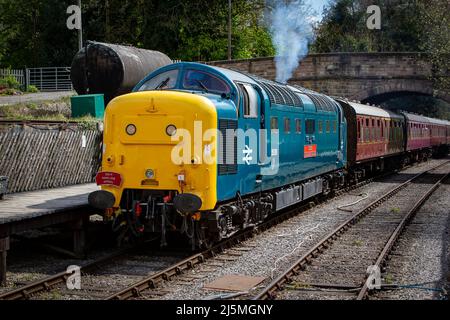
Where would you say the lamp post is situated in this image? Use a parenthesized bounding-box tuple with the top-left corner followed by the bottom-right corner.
(228, 0, 232, 60)
(78, 0, 83, 51)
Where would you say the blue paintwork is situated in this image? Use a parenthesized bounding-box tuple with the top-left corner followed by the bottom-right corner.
(134, 62, 347, 204)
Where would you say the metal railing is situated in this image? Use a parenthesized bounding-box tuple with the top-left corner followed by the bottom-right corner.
(0, 69, 25, 86)
(0, 67, 73, 92)
(27, 67, 73, 92)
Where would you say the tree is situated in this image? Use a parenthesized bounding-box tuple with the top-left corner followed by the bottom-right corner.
(420, 0, 450, 95)
(0, 0, 274, 67)
(311, 0, 425, 53)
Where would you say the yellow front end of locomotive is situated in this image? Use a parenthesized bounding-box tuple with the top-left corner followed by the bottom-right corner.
(99, 91, 218, 211)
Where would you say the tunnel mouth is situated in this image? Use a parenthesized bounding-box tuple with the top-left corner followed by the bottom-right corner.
(362, 91, 450, 121)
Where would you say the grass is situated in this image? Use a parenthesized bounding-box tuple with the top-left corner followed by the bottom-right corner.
(391, 208, 401, 214)
(352, 240, 364, 247)
(384, 273, 394, 285)
(0, 98, 101, 128)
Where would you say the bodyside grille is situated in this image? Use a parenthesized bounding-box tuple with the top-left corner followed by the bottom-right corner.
(218, 119, 238, 175)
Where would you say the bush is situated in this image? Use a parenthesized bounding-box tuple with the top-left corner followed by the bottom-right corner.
(0, 74, 21, 89)
(0, 88, 17, 96)
(26, 85, 39, 93)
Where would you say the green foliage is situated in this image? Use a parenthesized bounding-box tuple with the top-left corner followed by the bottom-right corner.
(312, 0, 425, 53)
(419, 0, 450, 95)
(0, 74, 20, 89)
(0, 0, 274, 67)
(26, 85, 39, 93)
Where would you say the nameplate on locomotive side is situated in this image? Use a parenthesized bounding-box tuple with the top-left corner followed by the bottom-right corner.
(304, 145, 317, 159)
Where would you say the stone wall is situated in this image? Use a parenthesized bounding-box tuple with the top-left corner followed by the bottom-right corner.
(209, 52, 449, 103)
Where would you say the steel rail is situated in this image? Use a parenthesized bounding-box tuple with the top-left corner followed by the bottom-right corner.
(253, 160, 450, 300)
(0, 246, 136, 300)
(0, 161, 436, 300)
(106, 167, 387, 300)
(0, 120, 82, 126)
(356, 171, 449, 300)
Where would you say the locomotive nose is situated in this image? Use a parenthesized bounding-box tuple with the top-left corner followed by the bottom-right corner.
(88, 190, 116, 210)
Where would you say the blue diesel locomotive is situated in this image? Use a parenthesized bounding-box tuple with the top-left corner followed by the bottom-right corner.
(88, 62, 447, 248)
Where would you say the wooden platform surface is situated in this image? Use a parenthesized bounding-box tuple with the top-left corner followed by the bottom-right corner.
(0, 184, 99, 224)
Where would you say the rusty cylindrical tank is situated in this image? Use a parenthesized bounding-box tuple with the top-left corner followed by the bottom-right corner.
(70, 41, 172, 104)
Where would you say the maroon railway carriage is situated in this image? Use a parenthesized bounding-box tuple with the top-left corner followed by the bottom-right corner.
(427, 117, 450, 156)
(337, 99, 405, 180)
(402, 112, 432, 161)
(447, 121, 450, 146)
(428, 117, 447, 146)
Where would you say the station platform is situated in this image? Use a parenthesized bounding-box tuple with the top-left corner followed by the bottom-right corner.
(0, 183, 100, 286)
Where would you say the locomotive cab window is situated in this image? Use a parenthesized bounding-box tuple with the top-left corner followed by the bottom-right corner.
(237, 83, 258, 118)
(183, 70, 231, 95)
(137, 69, 179, 91)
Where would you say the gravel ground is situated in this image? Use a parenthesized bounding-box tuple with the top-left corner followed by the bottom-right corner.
(36, 252, 184, 300)
(0, 91, 74, 106)
(370, 177, 450, 300)
(142, 159, 449, 300)
(277, 163, 450, 300)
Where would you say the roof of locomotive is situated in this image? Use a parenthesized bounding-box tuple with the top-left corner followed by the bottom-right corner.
(338, 99, 403, 120)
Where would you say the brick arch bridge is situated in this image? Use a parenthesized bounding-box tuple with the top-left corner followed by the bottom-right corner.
(209, 52, 450, 105)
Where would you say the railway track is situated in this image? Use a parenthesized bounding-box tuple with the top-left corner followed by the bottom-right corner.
(0, 168, 377, 301)
(0, 160, 444, 300)
(0, 242, 188, 300)
(0, 119, 83, 126)
(105, 162, 439, 300)
(253, 161, 450, 300)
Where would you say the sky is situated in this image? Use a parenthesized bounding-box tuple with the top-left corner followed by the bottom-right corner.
(310, 0, 330, 21)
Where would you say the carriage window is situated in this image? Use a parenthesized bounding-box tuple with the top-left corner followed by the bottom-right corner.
(137, 69, 179, 91)
(366, 118, 370, 126)
(333, 121, 337, 133)
(357, 121, 361, 141)
(318, 120, 323, 133)
(295, 119, 302, 133)
(326, 120, 331, 133)
(306, 120, 315, 134)
(271, 117, 279, 130)
(183, 70, 231, 95)
(284, 118, 291, 133)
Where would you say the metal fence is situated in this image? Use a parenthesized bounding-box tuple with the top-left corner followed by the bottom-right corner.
(0, 67, 73, 92)
(0, 69, 25, 86)
(27, 67, 73, 91)
(0, 123, 102, 194)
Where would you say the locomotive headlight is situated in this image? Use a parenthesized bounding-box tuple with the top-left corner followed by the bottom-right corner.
(126, 124, 137, 136)
(166, 124, 177, 136)
(145, 169, 155, 179)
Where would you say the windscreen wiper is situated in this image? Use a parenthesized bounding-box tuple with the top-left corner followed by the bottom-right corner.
(196, 80, 209, 93)
(156, 77, 170, 90)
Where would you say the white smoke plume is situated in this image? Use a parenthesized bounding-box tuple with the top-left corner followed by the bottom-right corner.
(266, 0, 317, 84)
